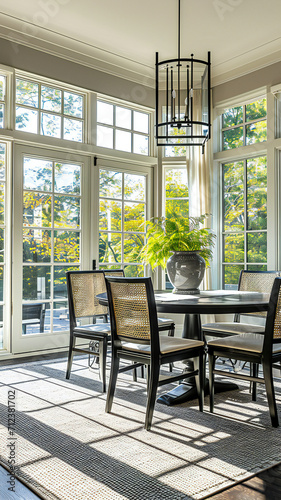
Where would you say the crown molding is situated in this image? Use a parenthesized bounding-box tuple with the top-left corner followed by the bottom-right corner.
(0, 15, 155, 88)
(1, 12, 281, 91)
(212, 40, 281, 87)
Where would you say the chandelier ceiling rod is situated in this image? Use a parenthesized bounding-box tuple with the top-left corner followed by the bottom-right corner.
(154, 0, 211, 151)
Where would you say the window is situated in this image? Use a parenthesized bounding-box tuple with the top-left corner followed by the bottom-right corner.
(97, 100, 150, 155)
(98, 168, 147, 275)
(222, 156, 267, 289)
(22, 157, 82, 334)
(164, 166, 188, 288)
(165, 166, 188, 217)
(15, 78, 85, 142)
(222, 98, 267, 150)
(164, 110, 187, 158)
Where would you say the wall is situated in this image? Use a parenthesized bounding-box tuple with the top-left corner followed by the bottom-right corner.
(0, 37, 155, 108)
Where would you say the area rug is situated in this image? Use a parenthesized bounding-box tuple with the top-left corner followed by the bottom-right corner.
(0, 356, 281, 500)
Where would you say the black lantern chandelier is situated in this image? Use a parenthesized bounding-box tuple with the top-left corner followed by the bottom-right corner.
(155, 0, 211, 153)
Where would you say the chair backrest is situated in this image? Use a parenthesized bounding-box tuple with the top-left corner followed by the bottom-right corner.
(105, 277, 160, 353)
(263, 277, 281, 357)
(238, 270, 280, 318)
(66, 271, 108, 327)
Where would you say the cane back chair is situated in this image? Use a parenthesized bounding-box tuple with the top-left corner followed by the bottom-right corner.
(203, 271, 280, 339)
(104, 270, 175, 339)
(66, 270, 111, 392)
(207, 276, 281, 427)
(105, 277, 205, 430)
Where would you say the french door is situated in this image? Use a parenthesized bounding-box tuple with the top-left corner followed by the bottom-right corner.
(12, 145, 91, 353)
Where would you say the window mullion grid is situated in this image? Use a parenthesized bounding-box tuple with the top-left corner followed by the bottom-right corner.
(131, 110, 134, 154)
(121, 172, 124, 267)
(61, 91, 65, 140)
(244, 158, 248, 270)
(50, 160, 56, 331)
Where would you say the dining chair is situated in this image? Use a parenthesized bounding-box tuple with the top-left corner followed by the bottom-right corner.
(207, 276, 281, 427)
(105, 276, 205, 430)
(202, 270, 279, 339)
(66, 270, 112, 392)
(103, 269, 175, 338)
(203, 270, 279, 397)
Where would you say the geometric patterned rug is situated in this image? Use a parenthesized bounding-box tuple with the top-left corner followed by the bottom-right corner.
(0, 356, 281, 500)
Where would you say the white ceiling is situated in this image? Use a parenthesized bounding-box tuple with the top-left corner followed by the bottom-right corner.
(0, 0, 281, 86)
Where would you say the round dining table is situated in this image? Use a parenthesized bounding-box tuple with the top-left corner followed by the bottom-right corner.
(98, 289, 270, 405)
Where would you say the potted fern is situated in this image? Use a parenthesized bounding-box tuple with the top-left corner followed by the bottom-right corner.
(140, 213, 216, 294)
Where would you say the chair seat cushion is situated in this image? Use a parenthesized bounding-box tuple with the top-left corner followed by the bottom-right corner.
(122, 336, 204, 355)
(73, 323, 111, 335)
(203, 322, 265, 336)
(208, 332, 265, 353)
(208, 333, 281, 354)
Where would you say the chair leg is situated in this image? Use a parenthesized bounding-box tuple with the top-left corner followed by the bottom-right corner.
(263, 361, 279, 428)
(146, 365, 151, 391)
(132, 362, 138, 382)
(208, 352, 215, 413)
(99, 338, 108, 393)
(66, 335, 76, 379)
(194, 351, 204, 412)
(105, 352, 120, 413)
(252, 363, 258, 401)
(168, 324, 175, 337)
(145, 363, 160, 431)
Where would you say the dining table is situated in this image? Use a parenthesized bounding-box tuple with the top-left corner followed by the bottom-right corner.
(98, 288, 270, 406)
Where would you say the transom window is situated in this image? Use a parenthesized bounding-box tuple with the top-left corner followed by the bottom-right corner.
(97, 100, 150, 155)
(98, 168, 147, 275)
(15, 78, 85, 142)
(222, 156, 267, 289)
(222, 98, 267, 150)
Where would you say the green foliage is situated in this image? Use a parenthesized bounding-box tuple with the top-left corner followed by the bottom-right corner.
(140, 213, 216, 270)
(223, 156, 267, 287)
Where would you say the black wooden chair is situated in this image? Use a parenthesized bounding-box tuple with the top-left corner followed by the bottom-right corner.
(66, 270, 111, 392)
(203, 270, 279, 399)
(22, 303, 45, 334)
(103, 269, 175, 340)
(207, 276, 281, 427)
(105, 276, 205, 430)
(202, 270, 279, 338)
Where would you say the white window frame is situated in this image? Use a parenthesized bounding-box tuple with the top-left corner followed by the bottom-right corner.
(95, 94, 154, 157)
(92, 156, 153, 278)
(14, 70, 88, 143)
(213, 86, 278, 288)
(12, 144, 91, 354)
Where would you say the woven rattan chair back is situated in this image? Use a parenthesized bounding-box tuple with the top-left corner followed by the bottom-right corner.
(262, 277, 281, 355)
(107, 280, 151, 342)
(238, 270, 280, 318)
(69, 270, 107, 320)
(273, 285, 281, 340)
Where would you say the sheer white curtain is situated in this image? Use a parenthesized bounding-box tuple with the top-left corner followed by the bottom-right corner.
(186, 90, 215, 321)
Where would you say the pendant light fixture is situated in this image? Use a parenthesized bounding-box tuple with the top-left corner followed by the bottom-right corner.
(155, 0, 211, 153)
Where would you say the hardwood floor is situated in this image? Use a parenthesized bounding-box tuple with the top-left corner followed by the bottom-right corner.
(0, 465, 41, 499)
(1, 462, 281, 499)
(208, 462, 281, 499)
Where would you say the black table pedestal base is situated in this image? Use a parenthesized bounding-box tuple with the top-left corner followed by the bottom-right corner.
(157, 380, 239, 406)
